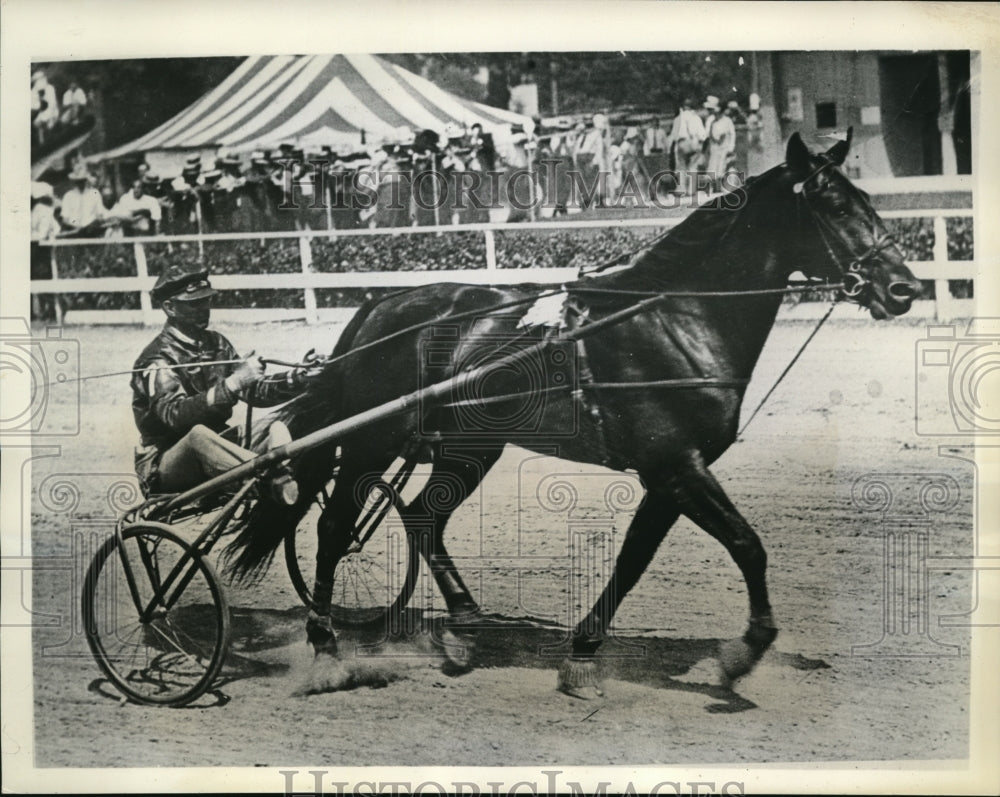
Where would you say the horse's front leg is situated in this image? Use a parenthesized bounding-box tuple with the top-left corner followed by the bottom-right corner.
(402, 446, 504, 667)
(559, 490, 680, 699)
(665, 451, 778, 686)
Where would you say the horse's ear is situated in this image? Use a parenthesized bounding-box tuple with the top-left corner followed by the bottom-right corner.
(826, 126, 853, 166)
(786, 132, 811, 174)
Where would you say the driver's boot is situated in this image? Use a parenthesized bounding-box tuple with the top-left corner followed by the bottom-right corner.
(265, 421, 299, 505)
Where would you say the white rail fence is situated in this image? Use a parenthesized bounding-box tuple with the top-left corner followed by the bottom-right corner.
(33, 210, 975, 325)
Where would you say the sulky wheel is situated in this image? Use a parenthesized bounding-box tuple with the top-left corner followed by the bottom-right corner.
(82, 522, 231, 707)
(284, 464, 419, 628)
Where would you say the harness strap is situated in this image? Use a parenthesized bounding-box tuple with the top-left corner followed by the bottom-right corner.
(562, 295, 612, 468)
(573, 339, 612, 467)
(795, 158, 903, 294)
(438, 377, 751, 409)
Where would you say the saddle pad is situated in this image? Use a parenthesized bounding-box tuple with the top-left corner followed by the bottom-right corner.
(517, 289, 569, 331)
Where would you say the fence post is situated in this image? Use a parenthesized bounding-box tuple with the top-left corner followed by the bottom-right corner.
(484, 228, 498, 275)
(49, 245, 63, 326)
(133, 242, 156, 327)
(932, 214, 951, 322)
(299, 235, 318, 325)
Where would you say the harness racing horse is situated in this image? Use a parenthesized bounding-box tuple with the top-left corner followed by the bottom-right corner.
(224, 130, 922, 697)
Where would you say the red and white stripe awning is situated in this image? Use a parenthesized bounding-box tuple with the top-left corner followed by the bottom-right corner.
(92, 54, 530, 160)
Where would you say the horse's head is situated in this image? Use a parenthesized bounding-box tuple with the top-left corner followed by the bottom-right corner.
(786, 129, 922, 319)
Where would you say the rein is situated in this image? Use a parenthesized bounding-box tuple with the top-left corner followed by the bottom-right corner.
(736, 299, 839, 439)
(39, 358, 247, 389)
(49, 282, 843, 389)
(40, 355, 315, 390)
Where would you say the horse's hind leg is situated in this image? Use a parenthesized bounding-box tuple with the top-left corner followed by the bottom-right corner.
(305, 459, 389, 657)
(664, 452, 778, 686)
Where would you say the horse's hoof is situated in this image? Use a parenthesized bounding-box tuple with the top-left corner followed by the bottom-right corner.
(717, 638, 756, 688)
(557, 657, 604, 700)
(439, 626, 475, 671)
(306, 611, 338, 657)
(718, 622, 778, 687)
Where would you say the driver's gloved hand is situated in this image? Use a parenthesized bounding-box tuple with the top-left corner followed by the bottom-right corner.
(225, 354, 264, 395)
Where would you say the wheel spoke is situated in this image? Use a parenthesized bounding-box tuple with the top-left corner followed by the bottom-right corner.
(286, 473, 417, 628)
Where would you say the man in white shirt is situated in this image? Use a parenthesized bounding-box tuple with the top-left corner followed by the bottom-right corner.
(31, 182, 62, 320)
(112, 178, 163, 236)
(31, 182, 61, 241)
(669, 98, 706, 195)
(31, 70, 59, 144)
(707, 103, 738, 193)
(61, 80, 88, 125)
(59, 164, 107, 237)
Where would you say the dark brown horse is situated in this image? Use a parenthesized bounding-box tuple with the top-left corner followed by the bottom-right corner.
(225, 131, 921, 696)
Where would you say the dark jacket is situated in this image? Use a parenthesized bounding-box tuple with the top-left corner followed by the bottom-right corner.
(131, 322, 303, 492)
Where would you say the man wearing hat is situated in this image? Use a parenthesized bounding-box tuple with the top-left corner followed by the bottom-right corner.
(58, 163, 108, 237)
(168, 156, 203, 235)
(243, 152, 276, 231)
(131, 263, 318, 501)
(197, 166, 225, 233)
(572, 114, 612, 209)
(706, 99, 737, 193)
(111, 177, 163, 237)
(213, 153, 246, 231)
(31, 182, 62, 320)
(668, 98, 706, 195)
(615, 126, 649, 206)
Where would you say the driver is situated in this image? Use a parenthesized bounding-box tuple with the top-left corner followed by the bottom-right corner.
(131, 263, 318, 503)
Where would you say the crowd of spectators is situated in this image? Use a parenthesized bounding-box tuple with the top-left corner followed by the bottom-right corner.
(31, 95, 755, 245)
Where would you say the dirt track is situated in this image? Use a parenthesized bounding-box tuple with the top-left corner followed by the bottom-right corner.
(29, 317, 973, 768)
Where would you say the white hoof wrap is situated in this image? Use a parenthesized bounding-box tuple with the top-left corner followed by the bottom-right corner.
(718, 638, 756, 688)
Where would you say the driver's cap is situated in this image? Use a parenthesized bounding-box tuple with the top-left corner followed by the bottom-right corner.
(152, 264, 218, 304)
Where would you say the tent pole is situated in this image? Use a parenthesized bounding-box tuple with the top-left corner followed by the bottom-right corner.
(528, 145, 537, 222)
(432, 152, 440, 227)
(194, 185, 204, 263)
(325, 166, 333, 230)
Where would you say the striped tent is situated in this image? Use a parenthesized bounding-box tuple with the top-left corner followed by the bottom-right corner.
(91, 54, 530, 171)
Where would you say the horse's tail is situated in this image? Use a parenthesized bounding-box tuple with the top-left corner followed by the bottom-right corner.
(219, 295, 393, 585)
(219, 496, 308, 586)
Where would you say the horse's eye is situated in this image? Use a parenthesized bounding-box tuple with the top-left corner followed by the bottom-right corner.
(827, 195, 850, 216)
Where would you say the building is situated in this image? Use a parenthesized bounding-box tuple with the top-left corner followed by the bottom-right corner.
(750, 51, 973, 179)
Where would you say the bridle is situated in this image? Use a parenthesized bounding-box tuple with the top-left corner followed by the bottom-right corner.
(793, 159, 902, 302)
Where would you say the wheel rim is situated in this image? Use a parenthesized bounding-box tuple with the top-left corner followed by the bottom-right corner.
(83, 524, 230, 706)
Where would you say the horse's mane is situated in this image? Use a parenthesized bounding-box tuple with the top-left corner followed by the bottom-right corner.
(587, 166, 789, 294)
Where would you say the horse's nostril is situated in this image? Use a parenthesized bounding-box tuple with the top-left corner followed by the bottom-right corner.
(888, 281, 919, 302)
